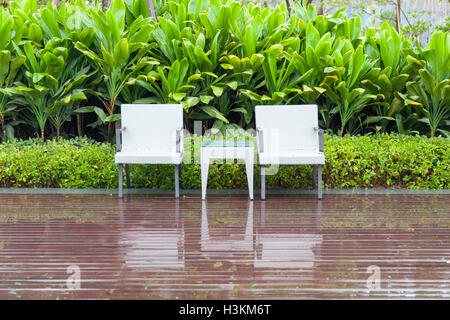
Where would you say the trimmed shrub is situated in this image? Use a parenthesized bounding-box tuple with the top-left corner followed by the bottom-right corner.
(0, 135, 448, 189)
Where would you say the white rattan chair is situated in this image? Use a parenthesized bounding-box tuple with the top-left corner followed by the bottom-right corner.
(255, 105, 325, 200)
(115, 104, 183, 198)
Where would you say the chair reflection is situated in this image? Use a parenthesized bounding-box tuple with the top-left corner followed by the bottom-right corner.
(255, 202, 322, 269)
(119, 199, 185, 270)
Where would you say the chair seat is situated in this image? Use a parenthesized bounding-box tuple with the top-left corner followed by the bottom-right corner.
(115, 151, 182, 164)
(258, 151, 325, 165)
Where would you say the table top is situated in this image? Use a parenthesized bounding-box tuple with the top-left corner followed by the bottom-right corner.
(201, 140, 253, 148)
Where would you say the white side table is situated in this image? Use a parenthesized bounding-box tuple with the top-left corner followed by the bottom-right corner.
(201, 140, 254, 200)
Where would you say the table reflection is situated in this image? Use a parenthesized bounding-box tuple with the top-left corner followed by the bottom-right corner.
(201, 201, 254, 253)
(199, 200, 322, 269)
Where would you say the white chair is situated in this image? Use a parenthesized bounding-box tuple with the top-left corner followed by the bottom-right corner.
(115, 104, 183, 198)
(255, 105, 325, 200)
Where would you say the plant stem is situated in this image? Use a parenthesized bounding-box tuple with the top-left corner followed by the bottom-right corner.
(75, 105, 83, 137)
(318, 0, 324, 16)
(284, 0, 291, 15)
(147, 0, 158, 22)
(395, 0, 401, 33)
(108, 122, 112, 144)
(0, 114, 6, 141)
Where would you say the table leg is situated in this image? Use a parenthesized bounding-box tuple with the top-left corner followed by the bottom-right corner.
(201, 154, 209, 200)
(245, 148, 254, 200)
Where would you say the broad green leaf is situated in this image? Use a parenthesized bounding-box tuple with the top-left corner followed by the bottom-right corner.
(225, 81, 238, 90)
(28, 23, 43, 43)
(104, 114, 121, 123)
(113, 38, 130, 68)
(183, 96, 200, 108)
(0, 50, 11, 85)
(200, 95, 213, 104)
(5, 55, 26, 86)
(200, 106, 229, 123)
(94, 106, 107, 121)
(211, 85, 223, 97)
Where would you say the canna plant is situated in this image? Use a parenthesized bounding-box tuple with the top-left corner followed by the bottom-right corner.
(74, 0, 156, 141)
(135, 58, 194, 105)
(220, 53, 265, 127)
(0, 7, 27, 141)
(239, 44, 315, 105)
(406, 31, 450, 137)
(33, 1, 98, 137)
(362, 23, 422, 133)
(7, 39, 88, 140)
(149, 1, 245, 126)
(0, 52, 26, 141)
(320, 41, 380, 136)
(0, 0, 448, 140)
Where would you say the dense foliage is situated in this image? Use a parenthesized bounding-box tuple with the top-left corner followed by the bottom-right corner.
(0, 135, 448, 189)
(0, 0, 448, 142)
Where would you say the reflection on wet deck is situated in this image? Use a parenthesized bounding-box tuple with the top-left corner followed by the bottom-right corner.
(0, 193, 449, 299)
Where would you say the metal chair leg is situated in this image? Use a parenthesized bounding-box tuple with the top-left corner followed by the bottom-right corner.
(312, 165, 317, 189)
(118, 164, 123, 198)
(174, 164, 180, 198)
(125, 164, 131, 189)
(318, 164, 322, 200)
(261, 165, 266, 200)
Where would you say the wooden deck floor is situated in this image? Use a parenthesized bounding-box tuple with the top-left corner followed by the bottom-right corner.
(0, 193, 449, 299)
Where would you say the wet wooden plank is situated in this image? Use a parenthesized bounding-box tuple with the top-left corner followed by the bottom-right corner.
(0, 193, 449, 299)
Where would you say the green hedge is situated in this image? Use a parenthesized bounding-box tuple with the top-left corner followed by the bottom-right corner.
(0, 135, 448, 189)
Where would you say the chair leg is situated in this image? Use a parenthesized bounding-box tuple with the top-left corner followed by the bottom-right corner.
(118, 164, 123, 198)
(261, 165, 266, 201)
(174, 164, 180, 198)
(125, 164, 131, 189)
(318, 164, 323, 200)
(312, 165, 317, 189)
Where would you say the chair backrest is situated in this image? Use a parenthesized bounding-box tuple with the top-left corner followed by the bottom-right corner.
(121, 104, 182, 153)
(255, 105, 319, 153)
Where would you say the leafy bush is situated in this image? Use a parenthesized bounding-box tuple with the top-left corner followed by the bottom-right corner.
(0, 135, 448, 189)
(0, 0, 448, 141)
(0, 137, 117, 188)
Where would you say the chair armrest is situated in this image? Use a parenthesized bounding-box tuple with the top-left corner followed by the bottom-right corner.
(256, 127, 264, 153)
(115, 128, 122, 152)
(313, 127, 324, 152)
(318, 129, 324, 152)
(176, 128, 182, 153)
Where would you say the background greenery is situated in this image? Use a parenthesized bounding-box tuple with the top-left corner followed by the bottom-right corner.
(0, 134, 448, 189)
(0, 0, 448, 142)
(0, 0, 448, 190)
